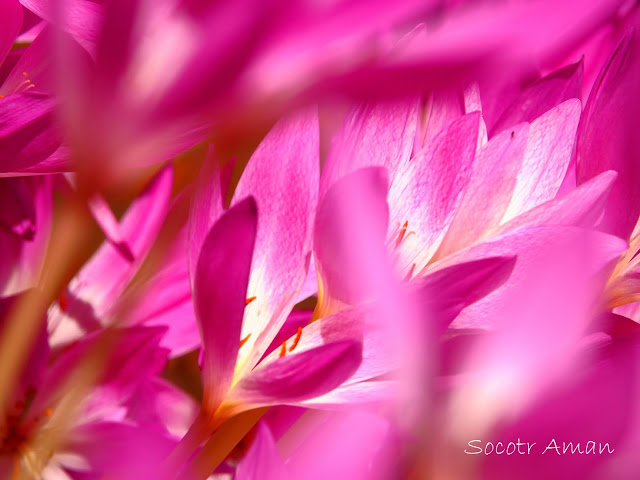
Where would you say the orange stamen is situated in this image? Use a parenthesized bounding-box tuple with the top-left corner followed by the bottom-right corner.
(245, 296, 257, 306)
(279, 341, 287, 357)
(59, 290, 68, 312)
(396, 221, 409, 247)
(288, 327, 303, 352)
(239, 333, 251, 348)
(45, 408, 53, 417)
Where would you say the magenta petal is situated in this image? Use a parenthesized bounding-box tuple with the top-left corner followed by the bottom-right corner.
(232, 109, 319, 369)
(230, 340, 362, 405)
(194, 197, 257, 411)
(0, 177, 36, 239)
(235, 423, 289, 480)
(0, 92, 61, 173)
(489, 59, 583, 136)
(21, 0, 103, 45)
(0, 0, 22, 66)
(577, 32, 640, 240)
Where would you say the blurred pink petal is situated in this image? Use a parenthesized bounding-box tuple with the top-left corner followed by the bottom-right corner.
(577, 30, 640, 240)
(235, 423, 289, 480)
(0, 0, 22, 65)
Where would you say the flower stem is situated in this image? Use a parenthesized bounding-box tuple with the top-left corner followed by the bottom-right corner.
(177, 407, 268, 480)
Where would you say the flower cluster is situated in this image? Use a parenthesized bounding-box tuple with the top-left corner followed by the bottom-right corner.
(1, 0, 640, 479)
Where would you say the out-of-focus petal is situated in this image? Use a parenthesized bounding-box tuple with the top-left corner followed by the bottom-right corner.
(194, 198, 257, 412)
(284, 410, 391, 480)
(232, 109, 319, 372)
(230, 340, 361, 406)
(65, 166, 173, 315)
(187, 145, 225, 282)
(235, 423, 289, 480)
(577, 31, 640, 240)
(125, 227, 198, 357)
(21, 0, 103, 47)
(62, 421, 176, 480)
(0, 0, 22, 66)
(0, 177, 36, 239)
(315, 167, 389, 305)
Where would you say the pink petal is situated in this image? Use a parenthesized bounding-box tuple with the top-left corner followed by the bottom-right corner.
(314, 167, 390, 305)
(436, 123, 528, 258)
(0, 177, 36, 239)
(493, 170, 618, 236)
(489, 59, 583, 136)
(302, 381, 396, 409)
(0, 26, 56, 98)
(388, 112, 480, 273)
(187, 144, 225, 282)
(501, 99, 581, 223)
(0, 92, 61, 173)
(1, 174, 51, 294)
(63, 421, 177, 480)
(230, 340, 361, 406)
(194, 197, 257, 412)
(441, 225, 627, 330)
(284, 411, 391, 480)
(268, 257, 512, 387)
(479, 335, 639, 480)
(68, 166, 173, 315)
(321, 100, 418, 197)
(87, 193, 133, 261)
(126, 227, 199, 357)
(231, 109, 319, 372)
(21, 0, 103, 46)
(420, 90, 465, 149)
(29, 326, 167, 423)
(235, 423, 289, 480)
(577, 32, 640, 240)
